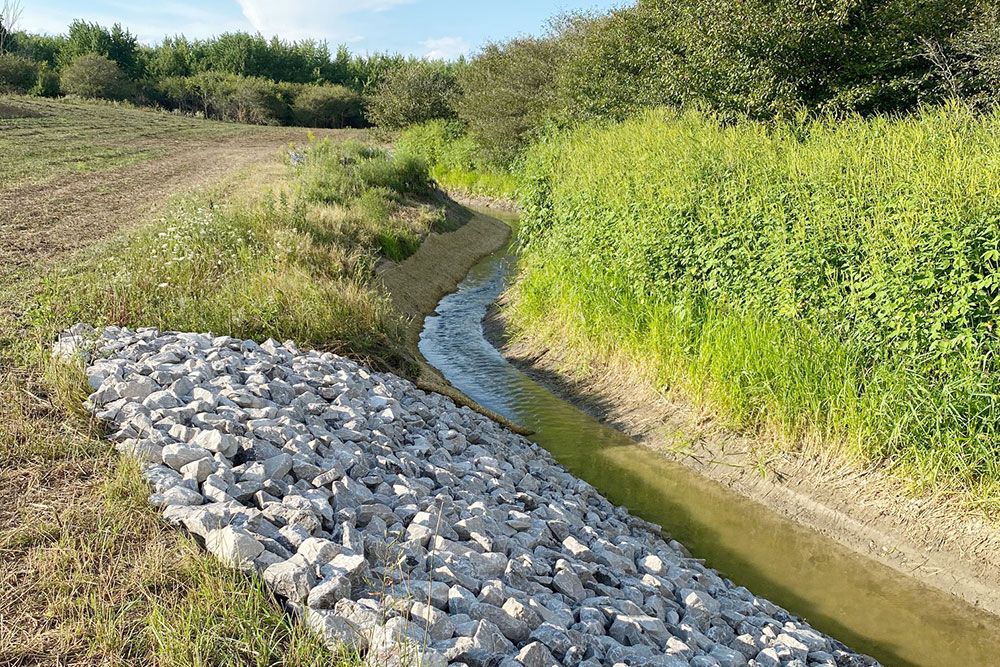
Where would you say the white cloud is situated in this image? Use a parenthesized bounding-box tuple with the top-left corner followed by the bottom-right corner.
(236, 0, 412, 42)
(421, 36, 470, 60)
(20, 2, 252, 42)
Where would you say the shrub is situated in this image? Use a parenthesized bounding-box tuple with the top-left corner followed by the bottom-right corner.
(0, 53, 38, 94)
(158, 72, 291, 125)
(366, 60, 457, 130)
(61, 53, 129, 100)
(515, 106, 1000, 494)
(31, 60, 60, 97)
(456, 37, 566, 166)
(291, 84, 364, 128)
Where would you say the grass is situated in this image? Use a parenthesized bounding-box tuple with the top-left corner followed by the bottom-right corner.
(396, 120, 519, 201)
(0, 95, 359, 192)
(0, 96, 248, 190)
(512, 104, 1000, 508)
(0, 126, 445, 663)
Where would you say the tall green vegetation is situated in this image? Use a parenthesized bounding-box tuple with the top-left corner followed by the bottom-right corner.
(403, 0, 1000, 173)
(396, 120, 518, 199)
(513, 106, 1000, 498)
(365, 60, 458, 131)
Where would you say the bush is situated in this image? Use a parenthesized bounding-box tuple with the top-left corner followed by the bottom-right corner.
(291, 84, 364, 128)
(366, 60, 457, 130)
(158, 72, 291, 125)
(31, 61, 60, 97)
(515, 105, 1000, 493)
(456, 37, 566, 166)
(0, 53, 38, 94)
(61, 53, 129, 100)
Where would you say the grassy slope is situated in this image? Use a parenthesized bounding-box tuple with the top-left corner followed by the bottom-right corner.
(512, 106, 1000, 508)
(0, 99, 441, 664)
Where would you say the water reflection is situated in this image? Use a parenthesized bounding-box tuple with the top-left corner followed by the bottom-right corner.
(419, 252, 1000, 667)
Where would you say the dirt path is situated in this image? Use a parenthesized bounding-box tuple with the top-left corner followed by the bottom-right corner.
(0, 135, 303, 278)
(486, 303, 1000, 619)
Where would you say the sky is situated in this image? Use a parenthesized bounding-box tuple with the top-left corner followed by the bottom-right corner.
(18, 1, 625, 60)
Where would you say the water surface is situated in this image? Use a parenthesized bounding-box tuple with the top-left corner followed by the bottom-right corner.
(419, 250, 1000, 667)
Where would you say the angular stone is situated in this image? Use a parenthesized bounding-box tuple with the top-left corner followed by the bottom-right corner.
(298, 537, 341, 565)
(517, 641, 560, 667)
(410, 600, 455, 641)
(162, 443, 211, 471)
(552, 569, 586, 602)
(329, 553, 369, 585)
(206, 526, 263, 568)
(304, 609, 367, 652)
(308, 572, 351, 609)
(562, 535, 595, 562)
(264, 555, 317, 602)
(469, 602, 530, 644)
(192, 429, 239, 457)
(180, 457, 214, 483)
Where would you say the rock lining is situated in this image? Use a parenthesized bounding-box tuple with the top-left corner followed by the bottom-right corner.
(64, 324, 879, 667)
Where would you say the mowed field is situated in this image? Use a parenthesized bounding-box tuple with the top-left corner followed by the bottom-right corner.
(0, 96, 357, 278)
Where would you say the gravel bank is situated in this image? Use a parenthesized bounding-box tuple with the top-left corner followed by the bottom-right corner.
(62, 324, 878, 667)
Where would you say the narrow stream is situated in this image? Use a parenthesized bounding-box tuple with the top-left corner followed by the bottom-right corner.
(418, 249, 1000, 667)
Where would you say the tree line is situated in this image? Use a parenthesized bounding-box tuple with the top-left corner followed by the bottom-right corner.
(381, 0, 1000, 167)
(0, 15, 459, 128)
(1, 1, 998, 138)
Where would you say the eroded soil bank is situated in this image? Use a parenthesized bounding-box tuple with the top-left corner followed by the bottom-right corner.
(485, 297, 1000, 621)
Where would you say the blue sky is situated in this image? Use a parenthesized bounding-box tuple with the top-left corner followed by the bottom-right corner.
(20, 1, 625, 59)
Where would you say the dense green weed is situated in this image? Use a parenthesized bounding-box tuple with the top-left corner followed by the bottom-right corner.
(397, 120, 519, 200)
(513, 105, 1000, 500)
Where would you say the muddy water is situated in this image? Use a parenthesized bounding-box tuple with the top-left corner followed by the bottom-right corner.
(418, 251, 1000, 667)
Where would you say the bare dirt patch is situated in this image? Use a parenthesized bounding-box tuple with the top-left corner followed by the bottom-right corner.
(486, 301, 1000, 619)
(0, 134, 303, 278)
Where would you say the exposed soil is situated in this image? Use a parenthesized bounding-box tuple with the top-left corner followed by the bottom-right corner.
(379, 200, 512, 329)
(0, 132, 317, 280)
(484, 299, 1000, 619)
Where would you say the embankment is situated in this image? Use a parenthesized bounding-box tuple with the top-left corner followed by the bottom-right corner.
(487, 306, 1000, 617)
